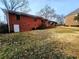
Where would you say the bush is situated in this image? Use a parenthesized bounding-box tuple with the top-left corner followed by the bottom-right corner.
(37, 23, 47, 29)
(0, 23, 8, 33)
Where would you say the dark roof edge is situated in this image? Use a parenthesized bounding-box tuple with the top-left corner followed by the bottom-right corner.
(2, 9, 44, 19)
(1, 9, 57, 23)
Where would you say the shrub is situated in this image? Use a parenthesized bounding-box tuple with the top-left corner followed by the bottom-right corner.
(0, 23, 8, 33)
(37, 23, 46, 29)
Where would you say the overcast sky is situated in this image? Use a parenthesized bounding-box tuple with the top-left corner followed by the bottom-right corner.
(0, 0, 79, 22)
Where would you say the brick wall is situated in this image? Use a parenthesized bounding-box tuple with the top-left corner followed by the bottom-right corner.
(65, 14, 79, 26)
(9, 13, 42, 32)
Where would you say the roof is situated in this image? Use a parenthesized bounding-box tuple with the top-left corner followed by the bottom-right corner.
(2, 9, 43, 19)
(9, 10, 43, 19)
(65, 8, 79, 17)
(2, 9, 57, 23)
(7, 10, 56, 22)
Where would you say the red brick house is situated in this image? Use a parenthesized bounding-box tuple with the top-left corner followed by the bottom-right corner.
(4, 10, 57, 32)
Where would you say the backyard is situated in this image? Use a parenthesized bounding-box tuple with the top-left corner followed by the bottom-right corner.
(0, 27, 79, 59)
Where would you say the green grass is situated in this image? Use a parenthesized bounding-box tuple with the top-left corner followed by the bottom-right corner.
(0, 27, 79, 59)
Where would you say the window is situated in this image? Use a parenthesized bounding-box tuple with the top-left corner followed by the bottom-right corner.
(34, 19, 37, 21)
(16, 14, 20, 20)
(41, 20, 44, 22)
(75, 14, 78, 16)
(32, 28, 35, 30)
(75, 20, 78, 23)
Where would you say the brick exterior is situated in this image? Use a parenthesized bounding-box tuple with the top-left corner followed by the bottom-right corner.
(8, 11, 57, 32)
(65, 14, 79, 26)
(8, 13, 43, 32)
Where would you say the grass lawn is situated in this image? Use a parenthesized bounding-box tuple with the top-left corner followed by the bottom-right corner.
(0, 26, 79, 59)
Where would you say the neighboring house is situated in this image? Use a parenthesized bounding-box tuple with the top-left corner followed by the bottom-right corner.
(65, 8, 79, 26)
(4, 10, 57, 32)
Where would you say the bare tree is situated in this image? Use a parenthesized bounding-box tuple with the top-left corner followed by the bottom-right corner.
(0, 0, 30, 33)
(55, 15, 64, 25)
(37, 5, 64, 24)
(37, 5, 56, 20)
(0, 0, 30, 12)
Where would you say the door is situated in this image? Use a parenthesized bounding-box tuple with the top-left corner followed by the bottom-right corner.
(14, 24, 20, 32)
